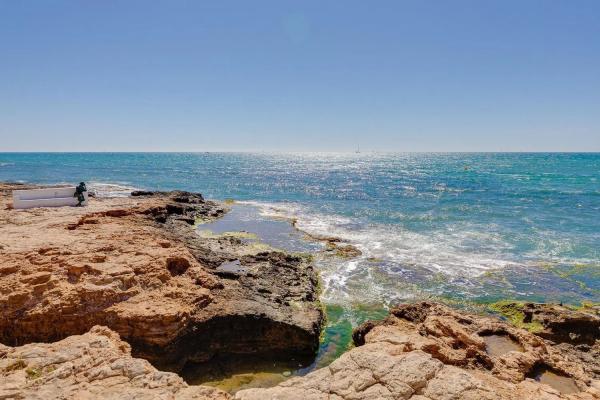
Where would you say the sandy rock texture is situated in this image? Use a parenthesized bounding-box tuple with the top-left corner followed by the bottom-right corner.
(0, 183, 323, 372)
(235, 302, 600, 400)
(3, 296, 600, 399)
(0, 325, 229, 400)
(491, 301, 600, 379)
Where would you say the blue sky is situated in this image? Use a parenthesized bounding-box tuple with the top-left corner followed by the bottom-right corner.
(1, 1, 599, 152)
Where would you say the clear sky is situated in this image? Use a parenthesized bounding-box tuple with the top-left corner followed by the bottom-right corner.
(1, 1, 599, 152)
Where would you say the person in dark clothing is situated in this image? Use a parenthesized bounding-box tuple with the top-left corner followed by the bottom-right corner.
(74, 182, 87, 206)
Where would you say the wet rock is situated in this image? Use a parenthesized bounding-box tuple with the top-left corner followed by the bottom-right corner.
(131, 190, 156, 196)
(522, 302, 600, 345)
(215, 259, 249, 279)
(491, 301, 600, 380)
(324, 241, 362, 259)
(169, 191, 205, 204)
(166, 203, 185, 215)
(131, 190, 205, 204)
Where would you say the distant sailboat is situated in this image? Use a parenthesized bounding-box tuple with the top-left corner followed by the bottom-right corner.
(356, 145, 360, 154)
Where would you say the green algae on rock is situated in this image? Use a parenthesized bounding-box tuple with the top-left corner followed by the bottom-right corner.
(305, 303, 389, 372)
(235, 302, 600, 400)
(488, 300, 544, 333)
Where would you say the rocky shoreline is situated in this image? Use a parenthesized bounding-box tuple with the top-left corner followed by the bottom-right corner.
(0, 183, 323, 376)
(3, 301, 600, 399)
(2, 182, 600, 399)
(237, 301, 600, 399)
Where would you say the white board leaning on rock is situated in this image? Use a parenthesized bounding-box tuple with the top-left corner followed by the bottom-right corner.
(12, 187, 88, 209)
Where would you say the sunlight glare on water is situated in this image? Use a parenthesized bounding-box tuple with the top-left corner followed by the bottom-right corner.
(2, 152, 599, 305)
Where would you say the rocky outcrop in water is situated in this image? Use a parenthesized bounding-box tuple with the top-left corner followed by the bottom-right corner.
(236, 302, 600, 399)
(4, 182, 600, 399)
(0, 184, 323, 374)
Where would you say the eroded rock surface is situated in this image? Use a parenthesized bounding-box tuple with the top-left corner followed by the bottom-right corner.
(0, 183, 323, 372)
(491, 302, 600, 380)
(504, 302, 600, 346)
(0, 325, 229, 400)
(235, 302, 600, 399)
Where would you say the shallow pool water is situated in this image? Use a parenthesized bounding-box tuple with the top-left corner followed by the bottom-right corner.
(194, 205, 388, 391)
(529, 366, 581, 394)
(482, 334, 524, 358)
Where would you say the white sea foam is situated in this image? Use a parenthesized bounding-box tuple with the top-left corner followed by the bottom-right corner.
(239, 200, 530, 303)
(229, 199, 600, 304)
(88, 182, 139, 198)
(240, 200, 520, 274)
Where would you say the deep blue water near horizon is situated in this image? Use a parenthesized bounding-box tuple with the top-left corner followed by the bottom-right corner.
(2, 152, 600, 307)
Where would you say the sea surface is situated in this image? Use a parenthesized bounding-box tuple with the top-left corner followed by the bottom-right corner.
(2, 152, 600, 385)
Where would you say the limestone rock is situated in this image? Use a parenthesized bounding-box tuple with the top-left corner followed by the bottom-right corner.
(0, 184, 323, 373)
(235, 302, 600, 399)
(503, 302, 600, 346)
(0, 325, 230, 400)
(491, 302, 600, 381)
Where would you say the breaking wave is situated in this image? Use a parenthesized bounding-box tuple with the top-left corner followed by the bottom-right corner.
(87, 181, 140, 198)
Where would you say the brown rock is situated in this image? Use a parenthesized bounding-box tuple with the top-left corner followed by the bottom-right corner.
(324, 241, 363, 259)
(492, 302, 600, 379)
(0, 325, 230, 400)
(515, 302, 600, 345)
(234, 302, 600, 399)
(0, 183, 323, 374)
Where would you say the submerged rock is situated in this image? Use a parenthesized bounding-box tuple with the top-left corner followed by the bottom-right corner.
(324, 241, 362, 259)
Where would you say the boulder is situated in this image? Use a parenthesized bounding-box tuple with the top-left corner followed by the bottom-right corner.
(0, 326, 230, 400)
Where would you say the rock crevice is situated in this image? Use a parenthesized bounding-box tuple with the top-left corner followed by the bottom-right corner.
(234, 302, 600, 400)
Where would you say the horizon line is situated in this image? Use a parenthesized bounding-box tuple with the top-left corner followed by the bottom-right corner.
(1, 150, 600, 154)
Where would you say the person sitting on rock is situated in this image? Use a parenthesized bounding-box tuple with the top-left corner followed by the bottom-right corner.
(74, 182, 87, 206)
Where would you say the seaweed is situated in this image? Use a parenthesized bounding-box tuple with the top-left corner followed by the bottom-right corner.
(488, 300, 543, 333)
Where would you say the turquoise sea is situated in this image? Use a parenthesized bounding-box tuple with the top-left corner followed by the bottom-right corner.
(2, 152, 599, 307)
(3, 152, 600, 384)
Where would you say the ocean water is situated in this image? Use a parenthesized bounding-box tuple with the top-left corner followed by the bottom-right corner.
(2, 152, 600, 308)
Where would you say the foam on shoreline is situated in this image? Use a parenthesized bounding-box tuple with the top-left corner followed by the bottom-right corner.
(87, 181, 140, 197)
(238, 199, 600, 305)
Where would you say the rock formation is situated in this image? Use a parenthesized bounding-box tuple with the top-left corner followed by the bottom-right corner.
(235, 302, 600, 399)
(0, 184, 323, 373)
(3, 298, 600, 399)
(0, 325, 229, 399)
(490, 301, 600, 380)
(5, 182, 600, 399)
